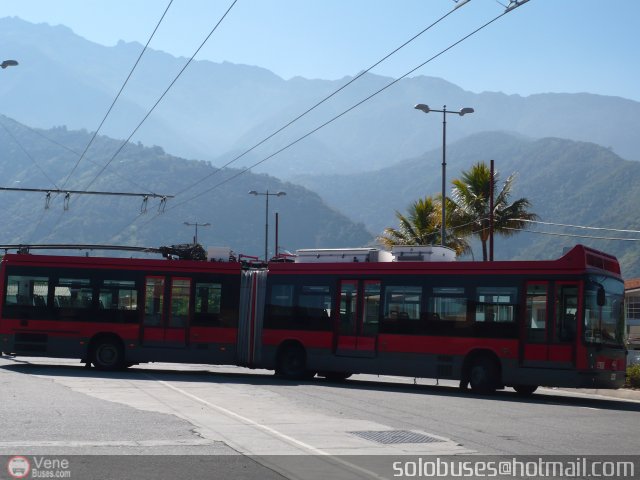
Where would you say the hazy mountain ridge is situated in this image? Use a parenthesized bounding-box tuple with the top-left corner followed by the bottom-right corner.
(1, 16, 639, 276)
(0, 116, 372, 257)
(1, 16, 639, 180)
(295, 131, 640, 277)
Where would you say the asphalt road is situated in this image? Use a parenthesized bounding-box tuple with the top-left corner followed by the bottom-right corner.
(1, 355, 639, 479)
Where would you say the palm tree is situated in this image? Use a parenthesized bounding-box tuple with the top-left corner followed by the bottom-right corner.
(450, 162, 537, 261)
(378, 196, 470, 256)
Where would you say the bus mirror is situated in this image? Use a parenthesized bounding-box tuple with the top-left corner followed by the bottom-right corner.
(597, 286, 606, 307)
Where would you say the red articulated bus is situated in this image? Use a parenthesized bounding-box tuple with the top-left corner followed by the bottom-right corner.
(0, 244, 626, 395)
(0, 252, 243, 369)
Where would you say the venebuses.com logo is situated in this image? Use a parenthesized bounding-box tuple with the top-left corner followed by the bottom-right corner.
(7, 456, 30, 479)
(6, 455, 71, 479)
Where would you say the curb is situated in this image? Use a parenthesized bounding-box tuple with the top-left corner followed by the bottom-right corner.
(551, 387, 640, 401)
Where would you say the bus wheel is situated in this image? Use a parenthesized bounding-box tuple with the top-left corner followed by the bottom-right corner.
(469, 357, 499, 394)
(323, 372, 352, 382)
(513, 385, 538, 396)
(277, 344, 307, 380)
(91, 338, 125, 371)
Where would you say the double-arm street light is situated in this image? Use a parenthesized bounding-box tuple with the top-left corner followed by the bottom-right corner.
(184, 221, 210, 245)
(414, 104, 474, 246)
(249, 190, 286, 262)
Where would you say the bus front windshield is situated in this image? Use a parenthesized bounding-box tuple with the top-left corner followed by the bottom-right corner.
(584, 276, 625, 346)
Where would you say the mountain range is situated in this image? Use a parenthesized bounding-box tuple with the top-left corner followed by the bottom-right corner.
(0, 116, 371, 257)
(295, 131, 640, 276)
(1, 16, 640, 277)
(1, 16, 639, 179)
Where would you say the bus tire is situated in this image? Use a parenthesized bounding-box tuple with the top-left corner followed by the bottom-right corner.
(469, 357, 499, 394)
(277, 344, 308, 380)
(91, 337, 125, 371)
(513, 385, 538, 396)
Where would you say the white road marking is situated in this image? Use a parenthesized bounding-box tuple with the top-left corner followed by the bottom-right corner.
(151, 376, 328, 455)
(150, 375, 390, 480)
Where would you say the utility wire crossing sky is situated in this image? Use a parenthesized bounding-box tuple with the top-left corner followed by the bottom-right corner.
(2, 0, 640, 101)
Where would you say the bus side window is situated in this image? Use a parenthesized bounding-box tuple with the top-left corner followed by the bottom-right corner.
(99, 280, 138, 311)
(144, 277, 165, 326)
(382, 285, 422, 333)
(383, 286, 421, 321)
(193, 282, 222, 326)
(475, 287, 518, 323)
(6, 275, 49, 307)
(298, 284, 332, 330)
(169, 278, 191, 327)
(54, 278, 92, 309)
(362, 281, 381, 336)
(265, 283, 295, 329)
(526, 284, 547, 342)
(430, 287, 467, 323)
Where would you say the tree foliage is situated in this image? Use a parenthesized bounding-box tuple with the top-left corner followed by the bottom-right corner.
(377, 196, 470, 256)
(450, 162, 538, 261)
(379, 162, 536, 261)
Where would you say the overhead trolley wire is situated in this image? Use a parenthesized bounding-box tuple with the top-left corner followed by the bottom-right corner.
(458, 216, 640, 242)
(117, 2, 529, 240)
(171, 0, 471, 198)
(515, 218, 640, 235)
(61, 0, 175, 192)
(27, 0, 176, 244)
(44, 0, 238, 244)
(81, 0, 239, 194)
(168, 5, 517, 212)
(2, 115, 79, 158)
(503, 226, 640, 242)
(4, 116, 158, 194)
(0, 117, 61, 189)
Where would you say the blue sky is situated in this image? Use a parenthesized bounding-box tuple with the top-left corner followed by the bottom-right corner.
(2, 0, 639, 101)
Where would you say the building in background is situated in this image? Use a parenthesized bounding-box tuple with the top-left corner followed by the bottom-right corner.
(625, 279, 640, 365)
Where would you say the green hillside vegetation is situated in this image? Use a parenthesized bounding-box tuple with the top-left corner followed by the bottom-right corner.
(0, 116, 372, 257)
(296, 132, 640, 277)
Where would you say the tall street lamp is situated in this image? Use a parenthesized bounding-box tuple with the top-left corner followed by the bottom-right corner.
(414, 104, 474, 246)
(249, 190, 286, 262)
(184, 221, 210, 245)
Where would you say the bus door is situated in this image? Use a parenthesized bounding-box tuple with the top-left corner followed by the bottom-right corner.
(550, 282, 579, 367)
(142, 276, 191, 347)
(522, 282, 550, 367)
(335, 280, 380, 358)
(522, 281, 577, 368)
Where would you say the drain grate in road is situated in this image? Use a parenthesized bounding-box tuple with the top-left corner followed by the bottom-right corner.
(349, 430, 444, 445)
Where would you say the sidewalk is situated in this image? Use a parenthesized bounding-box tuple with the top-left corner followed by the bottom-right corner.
(549, 386, 640, 401)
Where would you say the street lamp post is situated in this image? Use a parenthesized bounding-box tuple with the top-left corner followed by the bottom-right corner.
(249, 190, 286, 262)
(414, 104, 474, 246)
(184, 221, 210, 245)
